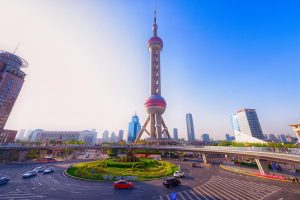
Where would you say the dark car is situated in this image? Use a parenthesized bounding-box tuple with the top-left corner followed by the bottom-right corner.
(0, 177, 10, 185)
(43, 167, 55, 174)
(163, 177, 181, 188)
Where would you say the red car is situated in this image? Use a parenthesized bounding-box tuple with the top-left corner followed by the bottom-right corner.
(113, 180, 134, 189)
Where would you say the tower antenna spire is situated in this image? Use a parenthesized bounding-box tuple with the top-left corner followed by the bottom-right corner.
(153, 8, 158, 36)
(13, 43, 20, 54)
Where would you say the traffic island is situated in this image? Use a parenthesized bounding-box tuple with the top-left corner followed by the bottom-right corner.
(65, 158, 179, 181)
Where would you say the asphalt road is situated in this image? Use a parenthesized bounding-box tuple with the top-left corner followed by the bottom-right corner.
(0, 159, 299, 200)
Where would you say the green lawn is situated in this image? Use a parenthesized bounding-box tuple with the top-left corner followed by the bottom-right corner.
(66, 158, 179, 181)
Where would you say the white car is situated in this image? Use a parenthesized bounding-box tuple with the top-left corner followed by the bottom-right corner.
(22, 170, 38, 178)
(173, 170, 185, 178)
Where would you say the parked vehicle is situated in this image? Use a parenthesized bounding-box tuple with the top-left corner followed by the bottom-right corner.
(163, 177, 181, 188)
(113, 180, 134, 189)
(43, 167, 55, 174)
(22, 170, 38, 178)
(173, 170, 185, 178)
(34, 166, 46, 173)
(0, 177, 10, 185)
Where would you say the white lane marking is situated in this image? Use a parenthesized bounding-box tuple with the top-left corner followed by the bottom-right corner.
(202, 182, 237, 200)
(183, 191, 195, 200)
(50, 188, 56, 190)
(188, 190, 202, 200)
(195, 186, 217, 200)
(193, 188, 209, 200)
(178, 192, 187, 200)
(210, 177, 261, 199)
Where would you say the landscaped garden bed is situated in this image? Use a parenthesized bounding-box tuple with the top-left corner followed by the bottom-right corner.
(66, 158, 179, 181)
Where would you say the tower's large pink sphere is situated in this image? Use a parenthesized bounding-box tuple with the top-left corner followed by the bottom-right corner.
(148, 36, 163, 49)
(144, 95, 166, 114)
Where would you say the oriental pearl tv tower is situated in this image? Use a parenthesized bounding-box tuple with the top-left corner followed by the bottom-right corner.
(135, 11, 173, 144)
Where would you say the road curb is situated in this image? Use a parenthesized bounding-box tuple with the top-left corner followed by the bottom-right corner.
(220, 165, 291, 183)
(63, 169, 104, 182)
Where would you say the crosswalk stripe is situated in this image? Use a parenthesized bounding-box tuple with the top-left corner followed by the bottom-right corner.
(199, 184, 221, 200)
(195, 186, 217, 200)
(183, 191, 195, 200)
(206, 178, 255, 200)
(189, 190, 202, 200)
(178, 192, 187, 200)
(211, 177, 266, 198)
(193, 188, 210, 200)
(203, 181, 241, 200)
(211, 176, 276, 199)
(201, 184, 230, 200)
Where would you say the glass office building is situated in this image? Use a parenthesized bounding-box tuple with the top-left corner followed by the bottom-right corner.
(127, 114, 141, 142)
(186, 113, 195, 142)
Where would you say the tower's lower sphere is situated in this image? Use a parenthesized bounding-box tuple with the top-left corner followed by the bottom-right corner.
(144, 95, 166, 114)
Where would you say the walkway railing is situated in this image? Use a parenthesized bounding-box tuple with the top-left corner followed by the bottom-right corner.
(0, 143, 300, 155)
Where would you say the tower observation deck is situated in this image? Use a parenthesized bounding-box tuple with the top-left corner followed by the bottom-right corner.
(135, 11, 174, 144)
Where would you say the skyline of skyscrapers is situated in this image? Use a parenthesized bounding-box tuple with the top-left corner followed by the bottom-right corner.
(0, 51, 27, 143)
(127, 114, 141, 142)
(186, 113, 195, 143)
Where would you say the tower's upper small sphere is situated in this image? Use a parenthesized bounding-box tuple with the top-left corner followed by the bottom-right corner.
(148, 36, 163, 49)
(144, 95, 166, 114)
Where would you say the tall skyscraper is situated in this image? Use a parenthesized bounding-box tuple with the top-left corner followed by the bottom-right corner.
(135, 11, 172, 143)
(118, 130, 124, 141)
(231, 108, 265, 143)
(111, 132, 116, 143)
(127, 114, 141, 142)
(0, 51, 28, 143)
(186, 113, 195, 142)
(201, 133, 210, 142)
(102, 130, 109, 143)
(173, 128, 178, 140)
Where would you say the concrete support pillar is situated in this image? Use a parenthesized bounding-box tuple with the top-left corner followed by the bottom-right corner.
(202, 153, 209, 164)
(18, 150, 27, 162)
(255, 158, 270, 175)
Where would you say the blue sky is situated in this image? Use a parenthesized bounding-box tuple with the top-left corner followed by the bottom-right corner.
(1, 0, 299, 140)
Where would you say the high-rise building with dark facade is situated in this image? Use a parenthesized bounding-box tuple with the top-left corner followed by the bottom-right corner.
(0, 51, 27, 143)
(127, 114, 141, 142)
(102, 130, 109, 143)
(118, 130, 124, 141)
(232, 108, 265, 143)
(173, 128, 178, 140)
(186, 113, 195, 142)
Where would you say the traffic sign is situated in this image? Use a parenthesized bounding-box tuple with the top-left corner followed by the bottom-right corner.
(169, 192, 176, 200)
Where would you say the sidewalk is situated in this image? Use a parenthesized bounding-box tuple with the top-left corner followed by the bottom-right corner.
(220, 164, 300, 183)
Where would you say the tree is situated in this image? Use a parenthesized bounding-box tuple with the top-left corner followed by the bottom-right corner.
(49, 139, 56, 145)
